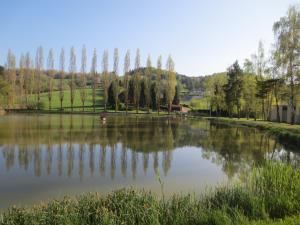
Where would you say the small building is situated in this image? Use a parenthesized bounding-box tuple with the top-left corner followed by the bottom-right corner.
(270, 105, 300, 124)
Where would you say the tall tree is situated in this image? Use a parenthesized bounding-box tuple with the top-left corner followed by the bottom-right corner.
(123, 50, 130, 113)
(165, 55, 177, 113)
(6, 49, 16, 108)
(144, 54, 152, 112)
(224, 61, 244, 118)
(134, 48, 141, 113)
(273, 6, 300, 124)
(242, 73, 258, 119)
(19, 53, 26, 107)
(69, 47, 76, 112)
(112, 48, 119, 111)
(91, 49, 98, 112)
(47, 49, 55, 110)
(253, 41, 267, 119)
(59, 48, 65, 111)
(156, 55, 162, 114)
(24, 52, 32, 106)
(80, 45, 87, 111)
(204, 73, 226, 116)
(35, 46, 44, 110)
(102, 50, 109, 111)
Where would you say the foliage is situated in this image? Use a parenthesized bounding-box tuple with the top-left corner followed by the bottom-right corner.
(224, 61, 244, 117)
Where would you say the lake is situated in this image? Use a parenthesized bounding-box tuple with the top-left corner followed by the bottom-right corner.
(0, 114, 297, 209)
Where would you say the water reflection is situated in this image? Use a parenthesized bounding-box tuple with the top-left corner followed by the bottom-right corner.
(0, 115, 299, 180)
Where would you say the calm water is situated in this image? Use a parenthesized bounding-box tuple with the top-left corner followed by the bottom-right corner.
(0, 114, 298, 209)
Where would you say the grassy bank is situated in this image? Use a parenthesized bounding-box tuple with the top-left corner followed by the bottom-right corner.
(2, 162, 300, 225)
(206, 117, 300, 148)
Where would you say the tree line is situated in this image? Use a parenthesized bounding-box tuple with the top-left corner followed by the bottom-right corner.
(1, 48, 178, 114)
(205, 6, 300, 124)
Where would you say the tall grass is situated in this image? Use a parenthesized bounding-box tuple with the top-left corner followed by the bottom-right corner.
(2, 162, 300, 225)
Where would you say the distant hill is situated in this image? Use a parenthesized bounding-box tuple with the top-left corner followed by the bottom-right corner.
(129, 67, 213, 95)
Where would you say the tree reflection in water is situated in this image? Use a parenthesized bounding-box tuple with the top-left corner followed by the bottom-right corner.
(0, 114, 299, 180)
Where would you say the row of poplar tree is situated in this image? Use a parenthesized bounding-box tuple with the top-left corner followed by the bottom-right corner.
(3, 47, 177, 113)
(205, 6, 300, 124)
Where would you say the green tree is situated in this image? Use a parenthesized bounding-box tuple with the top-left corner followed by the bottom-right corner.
(59, 48, 65, 111)
(242, 73, 258, 119)
(91, 49, 98, 112)
(252, 41, 267, 119)
(47, 49, 55, 110)
(102, 50, 110, 111)
(80, 45, 87, 111)
(165, 55, 177, 113)
(144, 54, 152, 112)
(19, 53, 25, 107)
(123, 50, 130, 113)
(204, 73, 226, 116)
(134, 49, 141, 113)
(112, 48, 119, 111)
(224, 61, 244, 118)
(35, 46, 44, 110)
(273, 6, 300, 124)
(6, 49, 16, 108)
(69, 47, 76, 112)
(156, 56, 162, 114)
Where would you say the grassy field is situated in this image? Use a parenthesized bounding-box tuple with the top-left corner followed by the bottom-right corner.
(28, 88, 104, 111)
(181, 96, 209, 110)
(2, 162, 300, 225)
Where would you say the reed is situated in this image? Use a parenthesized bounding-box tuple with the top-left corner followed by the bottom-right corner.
(2, 162, 300, 225)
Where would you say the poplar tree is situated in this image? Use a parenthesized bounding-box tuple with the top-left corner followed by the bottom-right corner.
(165, 55, 177, 114)
(156, 55, 162, 114)
(144, 54, 152, 112)
(59, 48, 65, 111)
(112, 48, 119, 111)
(69, 47, 76, 112)
(24, 52, 32, 106)
(252, 41, 267, 119)
(123, 50, 130, 113)
(102, 50, 109, 111)
(6, 49, 16, 108)
(47, 49, 55, 110)
(91, 49, 97, 112)
(80, 45, 87, 111)
(19, 53, 25, 107)
(35, 46, 44, 110)
(134, 48, 141, 113)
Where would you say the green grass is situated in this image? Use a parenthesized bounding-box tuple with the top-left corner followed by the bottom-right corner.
(2, 162, 300, 225)
(28, 88, 104, 111)
(181, 97, 209, 110)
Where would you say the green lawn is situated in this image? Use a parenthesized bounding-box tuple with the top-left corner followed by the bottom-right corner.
(181, 96, 209, 110)
(29, 88, 104, 111)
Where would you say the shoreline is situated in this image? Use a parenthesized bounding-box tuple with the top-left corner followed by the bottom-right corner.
(205, 117, 300, 148)
(3, 111, 300, 147)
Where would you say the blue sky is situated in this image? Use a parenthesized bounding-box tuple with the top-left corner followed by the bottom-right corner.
(0, 0, 298, 76)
